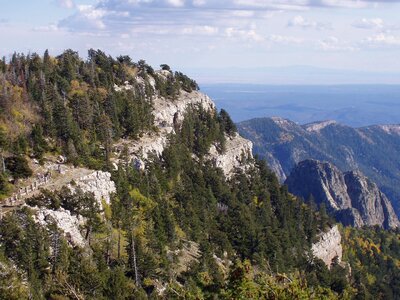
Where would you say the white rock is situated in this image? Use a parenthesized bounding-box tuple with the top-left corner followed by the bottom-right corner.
(271, 117, 298, 130)
(34, 207, 85, 247)
(311, 225, 342, 269)
(207, 133, 253, 177)
(114, 81, 134, 91)
(152, 90, 215, 130)
(68, 171, 116, 205)
(305, 120, 337, 132)
(378, 124, 400, 135)
(113, 89, 254, 176)
(114, 90, 215, 167)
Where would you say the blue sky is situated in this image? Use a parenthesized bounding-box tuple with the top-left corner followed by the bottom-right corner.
(1, 0, 400, 83)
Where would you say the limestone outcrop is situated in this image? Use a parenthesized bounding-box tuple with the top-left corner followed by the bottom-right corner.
(114, 90, 215, 168)
(114, 88, 254, 176)
(30, 171, 116, 248)
(68, 171, 116, 205)
(311, 225, 342, 269)
(34, 207, 85, 247)
(207, 133, 253, 176)
(152, 90, 215, 131)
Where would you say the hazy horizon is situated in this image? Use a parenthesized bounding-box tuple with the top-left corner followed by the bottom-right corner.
(188, 66, 400, 85)
(202, 83, 400, 127)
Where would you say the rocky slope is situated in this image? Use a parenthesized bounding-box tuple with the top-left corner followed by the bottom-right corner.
(113, 90, 215, 168)
(311, 225, 342, 269)
(34, 207, 86, 247)
(29, 170, 116, 247)
(25, 84, 253, 250)
(68, 171, 116, 205)
(114, 86, 253, 176)
(238, 117, 400, 216)
(207, 133, 253, 176)
(285, 160, 400, 229)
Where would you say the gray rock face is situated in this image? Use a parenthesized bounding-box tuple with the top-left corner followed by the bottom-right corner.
(68, 171, 116, 206)
(285, 160, 352, 211)
(344, 171, 400, 229)
(34, 207, 85, 247)
(152, 90, 215, 131)
(114, 89, 253, 176)
(207, 133, 253, 177)
(265, 152, 286, 182)
(114, 90, 215, 169)
(311, 225, 342, 269)
(285, 160, 400, 229)
(238, 117, 400, 216)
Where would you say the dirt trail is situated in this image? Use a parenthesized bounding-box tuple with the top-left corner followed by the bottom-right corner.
(0, 164, 93, 211)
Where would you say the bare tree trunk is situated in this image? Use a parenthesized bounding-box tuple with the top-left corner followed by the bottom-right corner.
(118, 227, 121, 260)
(0, 152, 5, 173)
(106, 223, 111, 266)
(130, 231, 140, 287)
(85, 225, 92, 245)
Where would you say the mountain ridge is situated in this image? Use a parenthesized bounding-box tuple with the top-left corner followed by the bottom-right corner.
(238, 116, 400, 216)
(1, 50, 400, 299)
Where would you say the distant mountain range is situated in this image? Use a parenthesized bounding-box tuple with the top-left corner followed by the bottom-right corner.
(238, 117, 400, 216)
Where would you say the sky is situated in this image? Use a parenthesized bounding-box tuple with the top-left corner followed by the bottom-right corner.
(1, 0, 400, 84)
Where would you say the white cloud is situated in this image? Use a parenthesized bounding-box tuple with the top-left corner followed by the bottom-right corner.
(318, 36, 357, 51)
(288, 15, 331, 30)
(363, 33, 400, 46)
(225, 27, 264, 42)
(167, 0, 185, 7)
(57, 0, 388, 36)
(181, 25, 219, 35)
(268, 34, 304, 44)
(55, 0, 400, 56)
(232, 0, 309, 10)
(57, 0, 74, 9)
(59, 5, 114, 31)
(316, 0, 368, 8)
(231, 10, 255, 17)
(192, 0, 206, 6)
(32, 24, 60, 32)
(352, 18, 384, 29)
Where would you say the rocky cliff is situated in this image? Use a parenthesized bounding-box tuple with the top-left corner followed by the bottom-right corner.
(115, 86, 253, 176)
(311, 225, 342, 269)
(238, 117, 400, 216)
(344, 171, 399, 229)
(114, 90, 215, 168)
(207, 133, 253, 176)
(285, 160, 400, 229)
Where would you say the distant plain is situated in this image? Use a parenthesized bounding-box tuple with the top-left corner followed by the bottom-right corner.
(202, 84, 400, 127)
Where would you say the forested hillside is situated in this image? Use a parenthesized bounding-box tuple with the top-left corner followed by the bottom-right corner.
(0, 51, 399, 299)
